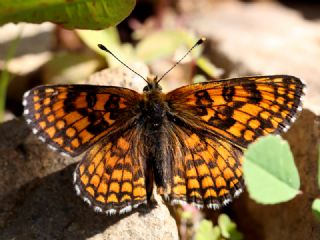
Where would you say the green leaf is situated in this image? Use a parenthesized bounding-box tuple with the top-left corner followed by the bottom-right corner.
(77, 27, 121, 55)
(218, 214, 243, 240)
(312, 199, 320, 220)
(77, 27, 137, 67)
(218, 214, 234, 238)
(0, 0, 136, 30)
(243, 135, 301, 204)
(195, 219, 220, 240)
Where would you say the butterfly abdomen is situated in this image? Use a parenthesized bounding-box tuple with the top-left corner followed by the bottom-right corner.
(137, 88, 174, 199)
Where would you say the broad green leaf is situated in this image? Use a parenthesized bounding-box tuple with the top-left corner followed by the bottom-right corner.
(77, 27, 136, 67)
(77, 28, 121, 56)
(243, 135, 300, 204)
(195, 219, 220, 240)
(0, 0, 136, 30)
(312, 199, 320, 220)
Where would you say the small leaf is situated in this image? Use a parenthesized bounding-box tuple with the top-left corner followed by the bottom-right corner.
(0, 0, 136, 30)
(217, 214, 243, 240)
(243, 135, 301, 204)
(312, 199, 320, 220)
(218, 214, 235, 238)
(195, 219, 220, 240)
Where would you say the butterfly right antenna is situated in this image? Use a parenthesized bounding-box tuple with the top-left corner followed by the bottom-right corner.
(157, 37, 206, 83)
(97, 44, 149, 84)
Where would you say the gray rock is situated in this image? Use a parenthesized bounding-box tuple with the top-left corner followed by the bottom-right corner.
(183, 1, 320, 114)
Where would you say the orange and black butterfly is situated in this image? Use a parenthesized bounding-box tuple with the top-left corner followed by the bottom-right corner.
(22, 39, 306, 215)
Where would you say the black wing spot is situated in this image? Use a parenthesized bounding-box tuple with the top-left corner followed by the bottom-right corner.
(86, 93, 97, 108)
(222, 86, 235, 102)
(195, 90, 213, 106)
(244, 85, 262, 104)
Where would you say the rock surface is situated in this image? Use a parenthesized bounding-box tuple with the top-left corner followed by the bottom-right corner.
(182, 1, 320, 114)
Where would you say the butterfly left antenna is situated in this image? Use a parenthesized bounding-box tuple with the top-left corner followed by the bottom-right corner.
(98, 44, 148, 84)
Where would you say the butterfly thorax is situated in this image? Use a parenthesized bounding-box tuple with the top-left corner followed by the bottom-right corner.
(141, 75, 168, 130)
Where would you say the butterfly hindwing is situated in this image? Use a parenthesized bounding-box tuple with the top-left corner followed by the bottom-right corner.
(74, 127, 147, 214)
(166, 75, 305, 148)
(23, 85, 141, 156)
(158, 122, 244, 209)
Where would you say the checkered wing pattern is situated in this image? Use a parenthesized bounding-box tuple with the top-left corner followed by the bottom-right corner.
(22, 74, 306, 214)
(23, 85, 141, 156)
(158, 123, 244, 209)
(74, 127, 147, 215)
(166, 75, 305, 148)
(163, 75, 305, 208)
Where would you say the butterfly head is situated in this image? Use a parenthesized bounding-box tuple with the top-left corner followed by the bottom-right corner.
(143, 75, 162, 93)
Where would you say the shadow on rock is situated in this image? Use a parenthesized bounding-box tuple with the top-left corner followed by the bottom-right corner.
(0, 163, 141, 240)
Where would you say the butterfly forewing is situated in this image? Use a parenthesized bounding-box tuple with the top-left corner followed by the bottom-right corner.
(166, 75, 305, 148)
(23, 85, 141, 156)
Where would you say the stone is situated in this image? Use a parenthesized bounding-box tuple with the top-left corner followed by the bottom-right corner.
(183, 1, 320, 114)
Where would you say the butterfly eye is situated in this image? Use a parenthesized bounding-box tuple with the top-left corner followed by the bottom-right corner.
(143, 85, 150, 92)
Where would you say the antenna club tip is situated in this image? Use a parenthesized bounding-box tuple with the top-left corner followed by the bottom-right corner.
(197, 37, 207, 45)
(98, 43, 108, 51)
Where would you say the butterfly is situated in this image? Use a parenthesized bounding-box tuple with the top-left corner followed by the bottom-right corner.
(22, 41, 306, 215)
